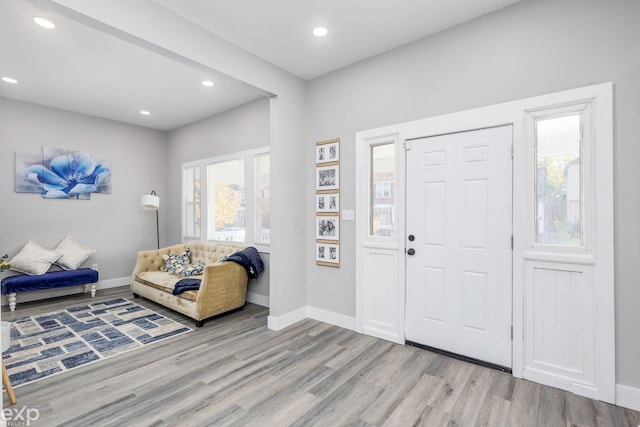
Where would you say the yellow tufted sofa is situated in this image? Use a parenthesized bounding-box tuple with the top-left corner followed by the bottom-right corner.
(130, 242, 248, 327)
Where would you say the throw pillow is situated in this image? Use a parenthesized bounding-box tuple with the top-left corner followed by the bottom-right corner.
(9, 240, 62, 275)
(174, 262, 205, 277)
(54, 235, 97, 270)
(162, 248, 191, 274)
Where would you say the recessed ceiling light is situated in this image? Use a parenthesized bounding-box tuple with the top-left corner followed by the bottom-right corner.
(33, 17, 56, 29)
(313, 27, 328, 37)
(1, 77, 18, 84)
(201, 80, 214, 87)
(140, 110, 150, 116)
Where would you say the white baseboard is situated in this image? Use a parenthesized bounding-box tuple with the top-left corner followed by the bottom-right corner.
(306, 306, 356, 331)
(97, 276, 130, 290)
(268, 307, 307, 331)
(267, 305, 356, 332)
(1, 276, 130, 307)
(616, 384, 640, 411)
(246, 291, 269, 307)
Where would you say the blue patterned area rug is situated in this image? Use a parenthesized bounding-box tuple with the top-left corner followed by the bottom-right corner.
(3, 298, 192, 388)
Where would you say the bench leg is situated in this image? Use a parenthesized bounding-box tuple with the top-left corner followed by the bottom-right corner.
(83, 283, 97, 297)
(8, 293, 16, 312)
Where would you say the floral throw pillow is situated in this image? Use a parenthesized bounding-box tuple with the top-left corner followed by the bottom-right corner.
(162, 248, 191, 274)
(174, 262, 205, 277)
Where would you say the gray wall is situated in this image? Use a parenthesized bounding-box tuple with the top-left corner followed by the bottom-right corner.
(0, 97, 168, 280)
(305, 0, 640, 387)
(16, 0, 639, 389)
(51, 0, 309, 319)
(166, 98, 271, 299)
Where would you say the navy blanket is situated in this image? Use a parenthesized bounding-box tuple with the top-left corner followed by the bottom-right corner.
(172, 278, 201, 295)
(222, 247, 264, 279)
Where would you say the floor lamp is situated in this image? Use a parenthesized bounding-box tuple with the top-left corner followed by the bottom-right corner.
(140, 190, 160, 249)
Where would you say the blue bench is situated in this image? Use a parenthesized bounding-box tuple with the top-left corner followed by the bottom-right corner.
(1, 268, 99, 311)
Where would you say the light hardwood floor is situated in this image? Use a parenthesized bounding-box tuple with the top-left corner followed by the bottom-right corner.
(2, 287, 639, 426)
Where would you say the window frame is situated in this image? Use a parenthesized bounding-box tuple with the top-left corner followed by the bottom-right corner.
(525, 101, 594, 260)
(254, 152, 271, 246)
(182, 165, 201, 239)
(181, 146, 270, 253)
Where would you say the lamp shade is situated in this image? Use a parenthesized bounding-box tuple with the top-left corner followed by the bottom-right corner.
(140, 193, 160, 211)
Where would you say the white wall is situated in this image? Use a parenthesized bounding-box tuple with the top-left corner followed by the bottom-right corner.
(166, 98, 271, 300)
(0, 97, 168, 280)
(305, 0, 640, 388)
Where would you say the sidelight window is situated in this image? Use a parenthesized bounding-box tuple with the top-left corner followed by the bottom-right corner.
(370, 143, 395, 237)
(534, 113, 583, 246)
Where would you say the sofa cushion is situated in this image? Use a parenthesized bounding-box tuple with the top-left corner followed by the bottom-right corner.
(2, 268, 98, 294)
(136, 271, 197, 302)
(174, 262, 205, 277)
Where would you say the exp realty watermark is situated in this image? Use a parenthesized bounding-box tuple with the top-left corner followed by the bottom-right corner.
(3, 406, 41, 426)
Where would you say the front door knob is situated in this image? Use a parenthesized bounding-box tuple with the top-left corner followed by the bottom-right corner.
(407, 248, 416, 256)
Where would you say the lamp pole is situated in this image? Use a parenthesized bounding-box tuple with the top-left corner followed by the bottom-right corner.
(155, 208, 159, 249)
(141, 190, 161, 250)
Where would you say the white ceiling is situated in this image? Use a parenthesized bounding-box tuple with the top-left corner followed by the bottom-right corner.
(0, 0, 521, 131)
(153, 0, 522, 80)
(0, 0, 270, 131)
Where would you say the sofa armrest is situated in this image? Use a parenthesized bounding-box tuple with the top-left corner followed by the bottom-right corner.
(196, 261, 248, 318)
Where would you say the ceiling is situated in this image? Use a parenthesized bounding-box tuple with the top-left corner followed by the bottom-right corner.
(0, 0, 521, 131)
(153, 0, 521, 80)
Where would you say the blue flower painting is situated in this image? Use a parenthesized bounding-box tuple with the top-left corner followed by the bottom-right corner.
(15, 147, 111, 199)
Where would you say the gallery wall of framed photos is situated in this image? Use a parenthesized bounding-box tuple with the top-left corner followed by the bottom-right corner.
(315, 138, 340, 267)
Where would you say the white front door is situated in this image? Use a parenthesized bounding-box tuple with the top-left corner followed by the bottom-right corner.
(405, 125, 513, 368)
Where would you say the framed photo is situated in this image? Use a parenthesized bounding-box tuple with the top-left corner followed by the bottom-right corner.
(316, 164, 339, 192)
(316, 242, 339, 266)
(316, 193, 339, 213)
(315, 215, 339, 240)
(316, 139, 340, 164)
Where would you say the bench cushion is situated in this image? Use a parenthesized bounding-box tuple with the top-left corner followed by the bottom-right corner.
(1, 268, 98, 294)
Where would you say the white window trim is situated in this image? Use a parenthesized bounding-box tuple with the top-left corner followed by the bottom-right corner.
(181, 146, 270, 253)
(182, 166, 201, 240)
(367, 141, 398, 241)
(524, 101, 595, 264)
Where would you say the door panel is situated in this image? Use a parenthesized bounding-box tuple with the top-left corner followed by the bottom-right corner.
(405, 125, 513, 368)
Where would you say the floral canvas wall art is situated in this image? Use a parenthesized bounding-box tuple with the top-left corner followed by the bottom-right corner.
(15, 147, 111, 199)
(15, 151, 44, 193)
